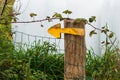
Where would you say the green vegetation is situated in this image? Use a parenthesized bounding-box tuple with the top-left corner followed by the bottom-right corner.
(86, 24, 120, 80)
(0, 41, 64, 80)
(86, 48, 120, 80)
(0, 39, 120, 80)
(0, 0, 15, 54)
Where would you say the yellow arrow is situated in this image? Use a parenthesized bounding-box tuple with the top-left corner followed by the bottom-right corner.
(48, 23, 85, 38)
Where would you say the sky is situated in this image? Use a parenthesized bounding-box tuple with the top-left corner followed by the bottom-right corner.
(12, 0, 120, 55)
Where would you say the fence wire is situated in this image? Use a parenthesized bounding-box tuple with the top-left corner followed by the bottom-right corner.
(13, 31, 64, 53)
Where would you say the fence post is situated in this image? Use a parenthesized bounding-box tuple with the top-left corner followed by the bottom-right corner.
(64, 19, 86, 80)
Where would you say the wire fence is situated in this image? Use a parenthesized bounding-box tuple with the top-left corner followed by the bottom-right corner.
(11, 31, 65, 79)
(13, 31, 64, 53)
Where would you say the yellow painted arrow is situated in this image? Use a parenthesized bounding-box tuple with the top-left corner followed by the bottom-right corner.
(48, 23, 85, 38)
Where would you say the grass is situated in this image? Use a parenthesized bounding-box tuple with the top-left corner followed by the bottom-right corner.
(0, 41, 64, 80)
(86, 46, 120, 80)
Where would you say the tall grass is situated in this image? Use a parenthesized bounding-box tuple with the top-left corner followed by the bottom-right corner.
(86, 48, 120, 80)
(86, 37, 120, 80)
(0, 41, 64, 80)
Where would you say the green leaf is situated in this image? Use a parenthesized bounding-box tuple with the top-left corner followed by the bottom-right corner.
(101, 30, 107, 34)
(30, 13, 37, 17)
(89, 30, 97, 37)
(52, 12, 63, 21)
(91, 16, 96, 20)
(89, 16, 96, 23)
(89, 18, 93, 23)
(109, 32, 114, 38)
(52, 13, 61, 17)
(62, 10, 72, 14)
(52, 12, 57, 17)
(101, 28, 109, 34)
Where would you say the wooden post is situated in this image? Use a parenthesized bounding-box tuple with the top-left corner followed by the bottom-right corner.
(64, 19, 86, 80)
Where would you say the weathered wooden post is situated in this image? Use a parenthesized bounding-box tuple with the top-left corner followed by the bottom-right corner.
(48, 18, 86, 80)
(64, 19, 86, 80)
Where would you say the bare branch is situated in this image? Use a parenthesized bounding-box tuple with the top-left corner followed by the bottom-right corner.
(0, 17, 59, 24)
(87, 23, 101, 31)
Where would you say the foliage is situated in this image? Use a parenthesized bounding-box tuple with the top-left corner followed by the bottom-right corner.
(62, 9, 72, 18)
(0, 41, 64, 80)
(88, 16, 96, 23)
(89, 30, 97, 37)
(30, 13, 37, 17)
(86, 21, 120, 79)
(62, 10, 72, 14)
(86, 47, 120, 80)
(52, 12, 63, 21)
(0, 0, 15, 53)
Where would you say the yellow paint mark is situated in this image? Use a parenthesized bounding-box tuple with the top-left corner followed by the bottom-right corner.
(48, 23, 85, 38)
